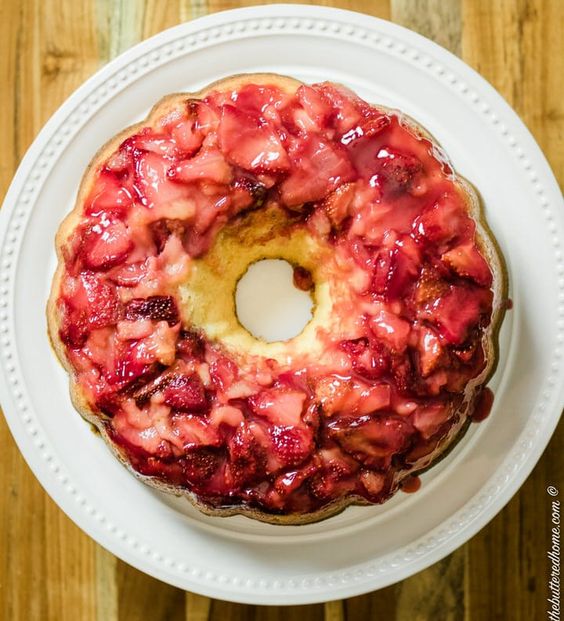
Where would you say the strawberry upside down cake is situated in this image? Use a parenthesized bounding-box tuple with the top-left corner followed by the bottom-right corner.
(48, 74, 506, 524)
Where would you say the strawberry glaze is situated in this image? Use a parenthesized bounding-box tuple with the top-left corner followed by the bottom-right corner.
(56, 81, 498, 517)
(470, 387, 494, 422)
(400, 475, 421, 494)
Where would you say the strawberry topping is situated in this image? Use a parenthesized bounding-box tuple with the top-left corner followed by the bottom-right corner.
(56, 79, 499, 517)
(124, 296, 179, 326)
(162, 373, 207, 413)
(81, 220, 133, 270)
(280, 134, 356, 206)
(219, 104, 290, 172)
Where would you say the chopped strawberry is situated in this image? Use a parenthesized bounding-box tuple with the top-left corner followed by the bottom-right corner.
(86, 171, 134, 217)
(193, 100, 220, 134)
(321, 182, 356, 227)
(372, 237, 421, 299)
(125, 130, 179, 158)
(95, 391, 122, 417)
(359, 470, 387, 497)
(171, 148, 233, 185)
(420, 369, 448, 396)
(416, 325, 444, 377)
(134, 152, 188, 208)
(279, 134, 356, 206)
(371, 247, 393, 294)
(129, 366, 178, 406)
(285, 103, 323, 134)
(118, 398, 154, 432)
(142, 321, 179, 366)
(176, 330, 205, 360)
(412, 401, 454, 439)
(116, 319, 153, 341)
(414, 265, 450, 304)
(208, 350, 238, 392)
(317, 447, 359, 477)
(58, 303, 89, 349)
(218, 104, 290, 173)
(328, 414, 415, 468)
(347, 238, 378, 271)
(415, 193, 472, 246)
(112, 407, 170, 456)
(378, 147, 422, 193)
(249, 388, 306, 427)
(340, 338, 391, 380)
(110, 352, 158, 388)
(361, 115, 392, 139)
(315, 375, 390, 416)
(389, 237, 422, 295)
(315, 375, 353, 415)
(78, 272, 120, 329)
(315, 83, 363, 134)
(442, 242, 493, 287)
(309, 468, 356, 502)
(369, 309, 411, 352)
(224, 379, 258, 400)
(350, 144, 423, 194)
(187, 191, 226, 236)
(229, 175, 267, 213)
(340, 115, 392, 149)
(391, 356, 415, 395)
(124, 295, 179, 326)
(227, 421, 264, 485)
(81, 219, 133, 271)
(105, 150, 133, 174)
(307, 209, 332, 237)
(350, 196, 423, 243)
(231, 84, 289, 117)
(170, 117, 204, 155)
(170, 414, 218, 449)
(182, 448, 223, 487)
(273, 461, 318, 497)
(162, 373, 207, 412)
(423, 284, 493, 345)
(296, 84, 333, 128)
(108, 260, 149, 287)
(354, 382, 392, 415)
(209, 405, 245, 428)
(269, 425, 314, 469)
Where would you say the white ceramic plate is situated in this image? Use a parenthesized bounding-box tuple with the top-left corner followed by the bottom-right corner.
(1, 4, 563, 605)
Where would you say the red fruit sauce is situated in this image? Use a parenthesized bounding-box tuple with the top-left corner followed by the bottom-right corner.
(55, 81, 499, 516)
(400, 475, 421, 494)
(470, 387, 494, 422)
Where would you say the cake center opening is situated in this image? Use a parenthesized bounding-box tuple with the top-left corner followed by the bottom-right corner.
(235, 259, 314, 342)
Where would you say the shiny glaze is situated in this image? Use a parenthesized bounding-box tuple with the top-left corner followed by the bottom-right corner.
(470, 387, 494, 422)
(56, 81, 497, 516)
(400, 475, 421, 493)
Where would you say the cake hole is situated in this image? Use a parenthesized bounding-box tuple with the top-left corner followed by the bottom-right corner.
(235, 259, 314, 342)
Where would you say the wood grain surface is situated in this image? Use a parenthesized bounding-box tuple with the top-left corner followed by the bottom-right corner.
(0, 1, 562, 620)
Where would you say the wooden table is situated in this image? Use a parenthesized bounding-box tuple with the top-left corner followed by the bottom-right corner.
(1, 1, 562, 619)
